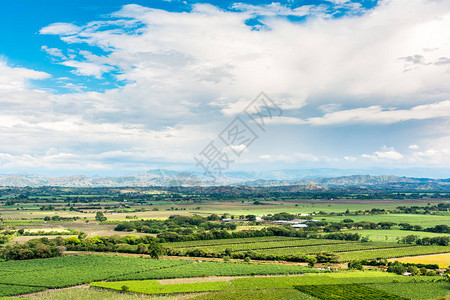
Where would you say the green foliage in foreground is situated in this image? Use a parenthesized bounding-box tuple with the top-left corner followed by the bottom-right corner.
(371, 282, 450, 300)
(192, 288, 317, 300)
(295, 284, 408, 300)
(0, 284, 46, 297)
(0, 255, 320, 297)
(0, 255, 191, 296)
(111, 261, 319, 281)
(92, 271, 439, 295)
(19, 286, 166, 300)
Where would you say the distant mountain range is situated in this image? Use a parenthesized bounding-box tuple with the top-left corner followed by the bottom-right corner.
(0, 169, 449, 191)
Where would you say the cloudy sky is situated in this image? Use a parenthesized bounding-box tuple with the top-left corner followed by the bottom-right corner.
(1, 0, 450, 176)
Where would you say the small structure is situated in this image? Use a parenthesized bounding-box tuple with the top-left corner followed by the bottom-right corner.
(292, 224, 308, 228)
(402, 272, 412, 276)
(222, 218, 248, 222)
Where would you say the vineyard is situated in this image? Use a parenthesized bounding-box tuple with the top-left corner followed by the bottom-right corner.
(0, 255, 319, 297)
(162, 236, 305, 248)
(92, 271, 442, 298)
(237, 242, 412, 256)
(163, 236, 449, 262)
(111, 261, 319, 281)
(0, 255, 190, 296)
(338, 245, 450, 261)
(295, 284, 408, 300)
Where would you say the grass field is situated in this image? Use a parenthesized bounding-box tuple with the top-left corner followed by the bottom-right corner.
(323, 214, 450, 227)
(393, 253, 450, 268)
(347, 229, 450, 242)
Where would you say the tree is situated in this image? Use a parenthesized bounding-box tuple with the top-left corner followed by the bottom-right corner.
(387, 261, 407, 275)
(316, 251, 339, 263)
(137, 243, 148, 254)
(246, 215, 256, 222)
(306, 256, 317, 267)
(148, 241, 163, 259)
(95, 211, 107, 222)
(348, 260, 363, 270)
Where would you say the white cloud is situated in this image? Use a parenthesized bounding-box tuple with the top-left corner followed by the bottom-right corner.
(0, 60, 50, 90)
(41, 46, 66, 59)
(409, 144, 419, 149)
(2, 0, 450, 173)
(60, 60, 114, 78)
(362, 147, 404, 160)
(307, 100, 450, 125)
(39, 23, 81, 35)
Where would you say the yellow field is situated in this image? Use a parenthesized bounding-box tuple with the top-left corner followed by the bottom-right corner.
(392, 253, 450, 268)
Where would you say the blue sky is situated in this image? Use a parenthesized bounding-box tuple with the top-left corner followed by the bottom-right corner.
(0, 0, 450, 177)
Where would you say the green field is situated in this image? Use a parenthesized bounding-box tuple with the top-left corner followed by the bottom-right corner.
(166, 238, 353, 252)
(349, 229, 450, 242)
(371, 282, 450, 300)
(338, 245, 450, 261)
(162, 236, 305, 248)
(200, 202, 441, 215)
(323, 214, 450, 227)
(0, 255, 319, 297)
(0, 255, 191, 296)
(244, 242, 413, 257)
(295, 284, 408, 300)
(163, 236, 448, 262)
(111, 261, 319, 281)
(18, 286, 165, 300)
(92, 271, 440, 297)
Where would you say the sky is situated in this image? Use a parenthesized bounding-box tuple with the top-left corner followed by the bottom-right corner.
(0, 0, 450, 177)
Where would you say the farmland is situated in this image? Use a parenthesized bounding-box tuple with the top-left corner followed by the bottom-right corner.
(338, 245, 450, 261)
(0, 255, 319, 296)
(393, 253, 450, 268)
(92, 271, 445, 299)
(0, 186, 449, 299)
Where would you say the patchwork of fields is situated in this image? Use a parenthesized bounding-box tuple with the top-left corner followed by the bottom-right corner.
(0, 255, 317, 297)
(92, 272, 447, 299)
(163, 236, 450, 262)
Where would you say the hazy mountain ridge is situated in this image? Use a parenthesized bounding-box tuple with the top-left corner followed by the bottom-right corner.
(0, 170, 449, 190)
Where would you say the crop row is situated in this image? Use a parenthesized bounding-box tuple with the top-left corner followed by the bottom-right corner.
(174, 239, 352, 252)
(0, 255, 192, 289)
(111, 261, 319, 281)
(338, 245, 450, 261)
(295, 284, 407, 300)
(163, 236, 303, 248)
(238, 242, 411, 256)
(93, 271, 437, 295)
(0, 284, 46, 297)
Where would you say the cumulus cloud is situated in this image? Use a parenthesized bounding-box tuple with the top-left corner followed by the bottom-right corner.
(60, 60, 114, 78)
(362, 147, 404, 161)
(2, 0, 450, 173)
(0, 60, 50, 90)
(39, 23, 81, 35)
(307, 100, 450, 125)
(41, 46, 66, 59)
